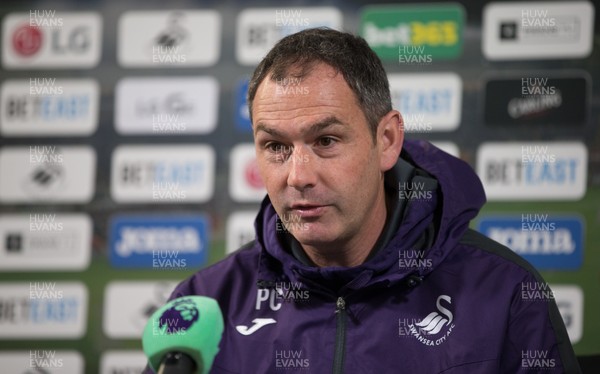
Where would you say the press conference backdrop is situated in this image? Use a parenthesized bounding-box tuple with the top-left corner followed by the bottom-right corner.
(0, 0, 598, 372)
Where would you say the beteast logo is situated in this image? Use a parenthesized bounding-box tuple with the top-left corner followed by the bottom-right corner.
(236, 318, 277, 336)
(236, 7, 342, 65)
(388, 73, 462, 132)
(409, 295, 455, 346)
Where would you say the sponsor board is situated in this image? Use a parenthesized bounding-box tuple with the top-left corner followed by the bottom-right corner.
(476, 142, 587, 200)
(431, 142, 459, 158)
(2, 11, 102, 68)
(235, 79, 252, 132)
(0, 213, 92, 271)
(477, 215, 584, 270)
(100, 351, 146, 374)
(226, 211, 257, 255)
(0, 78, 99, 136)
(0, 145, 96, 203)
(483, 74, 589, 126)
(118, 10, 221, 67)
(389, 73, 462, 132)
(483, 1, 594, 60)
(0, 350, 84, 373)
(236, 7, 342, 65)
(115, 77, 218, 135)
(361, 4, 464, 61)
(103, 281, 178, 339)
(109, 214, 209, 269)
(229, 144, 266, 202)
(552, 285, 583, 344)
(0, 282, 88, 339)
(111, 144, 215, 203)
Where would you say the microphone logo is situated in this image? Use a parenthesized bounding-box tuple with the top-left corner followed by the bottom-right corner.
(157, 298, 200, 334)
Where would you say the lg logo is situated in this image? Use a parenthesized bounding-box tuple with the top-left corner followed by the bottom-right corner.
(12, 24, 91, 57)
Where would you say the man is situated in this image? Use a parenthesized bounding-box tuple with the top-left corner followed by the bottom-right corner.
(146, 28, 580, 373)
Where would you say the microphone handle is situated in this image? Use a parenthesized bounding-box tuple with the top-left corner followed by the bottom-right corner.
(157, 351, 199, 374)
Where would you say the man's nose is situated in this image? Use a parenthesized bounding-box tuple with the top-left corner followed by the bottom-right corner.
(286, 146, 316, 191)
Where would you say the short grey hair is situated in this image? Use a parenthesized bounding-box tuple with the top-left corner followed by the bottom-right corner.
(247, 27, 392, 141)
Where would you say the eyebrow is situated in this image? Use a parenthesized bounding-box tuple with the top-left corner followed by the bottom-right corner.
(254, 116, 345, 138)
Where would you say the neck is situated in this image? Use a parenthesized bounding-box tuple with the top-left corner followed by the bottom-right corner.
(301, 185, 388, 268)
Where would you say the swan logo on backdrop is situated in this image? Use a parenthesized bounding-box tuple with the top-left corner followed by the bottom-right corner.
(476, 142, 587, 201)
(115, 77, 218, 135)
(2, 12, 102, 68)
(482, 2, 594, 60)
(0, 78, 99, 136)
(483, 74, 589, 127)
(360, 4, 464, 62)
(111, 145, 215, 203)
(0, 282, 87, 339)
(103, 281, 178, 339)
(236, 7, 342, 65)
(388, 73, 462, 132)
(552, 285, 583, 344)
(477, 215, 584, 270)
(100, 351, 147, 374)
(0, 146, 96, 203)
(117, 10, 221, 67)
(109, 215, 208, 269)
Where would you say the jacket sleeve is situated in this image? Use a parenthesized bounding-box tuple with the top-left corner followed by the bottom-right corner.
(500, 273, 581, 373)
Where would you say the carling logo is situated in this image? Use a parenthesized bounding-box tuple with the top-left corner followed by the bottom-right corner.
(476, 142, 587, 200)
(409, 295, 455, 346)
(110, 144, 215, 203)
(109, 215, 209, 269)
(483, 74, 588, 127)
(2, 12, 102, 68)
(388, 73, 462, 132)
(477, 215, 583, 270)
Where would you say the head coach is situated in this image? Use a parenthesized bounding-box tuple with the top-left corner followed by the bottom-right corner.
(143, 28, 580, 373)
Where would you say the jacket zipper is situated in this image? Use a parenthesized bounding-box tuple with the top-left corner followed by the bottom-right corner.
(333, 296, 347, 374)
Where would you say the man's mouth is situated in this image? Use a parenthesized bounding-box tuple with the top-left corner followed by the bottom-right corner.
(289, 203, 328, 218)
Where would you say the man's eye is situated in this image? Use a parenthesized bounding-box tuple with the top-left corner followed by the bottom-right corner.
(266, 143, 292, 154)
(317, 137, 335, 147)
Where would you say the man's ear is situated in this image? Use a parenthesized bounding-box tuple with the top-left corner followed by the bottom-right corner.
(378, 110, 404, 172)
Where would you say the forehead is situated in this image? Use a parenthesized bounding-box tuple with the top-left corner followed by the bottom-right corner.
(252, 63, 359, 123)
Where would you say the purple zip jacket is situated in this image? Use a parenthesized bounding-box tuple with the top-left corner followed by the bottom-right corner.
(146, 139, 580, 373)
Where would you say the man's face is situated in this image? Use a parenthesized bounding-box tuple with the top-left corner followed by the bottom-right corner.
(252, 63, 399, 250)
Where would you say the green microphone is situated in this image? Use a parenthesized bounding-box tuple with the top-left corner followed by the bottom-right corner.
(142, 296, 224, 374)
